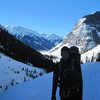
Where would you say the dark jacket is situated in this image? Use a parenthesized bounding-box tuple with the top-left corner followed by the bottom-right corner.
(70, 54, 83, 95)
(52, 56, 83, 97)
(52, 59, 71, 96)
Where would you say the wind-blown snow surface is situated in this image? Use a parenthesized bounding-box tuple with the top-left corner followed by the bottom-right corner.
(0, 62, 100, 100)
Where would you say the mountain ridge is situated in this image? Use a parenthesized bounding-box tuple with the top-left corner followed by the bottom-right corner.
(4, 26, 63, 50)
(48, 11, 100, 55)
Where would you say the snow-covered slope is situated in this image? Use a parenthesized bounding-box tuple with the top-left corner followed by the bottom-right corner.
(0, 53, 45, 93)
(81, 45, 100, 63)
(0, 62, 100, 100)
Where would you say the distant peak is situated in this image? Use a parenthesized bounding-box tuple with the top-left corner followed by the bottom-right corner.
(83, 11, 100, 18)
(91, 11, 100, 15)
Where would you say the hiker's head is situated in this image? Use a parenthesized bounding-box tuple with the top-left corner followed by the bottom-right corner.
(70, 46, 79, 54)
(61, 46, 70, 60)
(69, 46, 80, 61)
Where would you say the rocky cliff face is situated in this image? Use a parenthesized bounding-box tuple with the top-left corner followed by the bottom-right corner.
(48, 11, 100, 56)
(62, 11, 100, 53)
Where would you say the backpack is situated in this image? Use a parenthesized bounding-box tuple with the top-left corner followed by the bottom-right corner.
(69, 46, 82, 90)
(70, 46, 80, 64)
(58, 59, 78, 90)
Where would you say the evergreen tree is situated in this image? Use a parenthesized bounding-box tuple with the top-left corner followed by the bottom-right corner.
(24, 76, 27, 82)
(39, 71, 43, 76)
(11, 79, 14, 86)
(0, 85, 2, 88)
(16, 81, 19, 84)
(96, 52, 100, 61)
(5, 85, 8, 90)
(85, 56, 89, 63)
(17, 71, 20, 74)
(91, 53, 95, 62)
(32, 75, 36, 79)
(22, 67, 25, 71)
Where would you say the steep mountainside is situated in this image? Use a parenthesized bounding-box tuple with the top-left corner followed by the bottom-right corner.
(48, 11, 100, 55)
(63, 11, 100, 52)
(0, 52, 44, 92)
(0, 27, 55, 72)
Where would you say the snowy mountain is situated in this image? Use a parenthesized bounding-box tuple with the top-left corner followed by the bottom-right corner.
(4, 26, 63, 50)
(0, 62, 100, 100)
(0, 52, 45, 93)
(0, 27, 56, 93)
(0, 27, 55, 72)
(48, 11, 100, 55)
(63, 11, 100, 52)
(41, 33, 63, 45)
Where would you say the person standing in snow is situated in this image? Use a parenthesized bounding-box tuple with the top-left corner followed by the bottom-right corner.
(51, 46, 83, 100)
(69, 46, 83, 100)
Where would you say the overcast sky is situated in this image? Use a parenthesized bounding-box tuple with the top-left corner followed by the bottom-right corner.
(0, 0, 100, 36)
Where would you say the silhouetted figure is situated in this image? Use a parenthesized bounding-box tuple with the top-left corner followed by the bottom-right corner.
(51, 46, 83, 100)
(69, 46, 83, 100)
